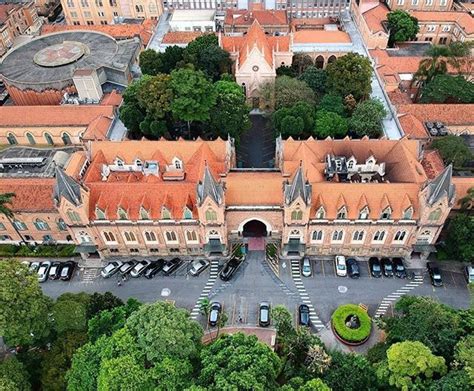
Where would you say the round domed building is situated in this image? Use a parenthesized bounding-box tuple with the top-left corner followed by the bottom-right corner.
(0, 31, 141, 105)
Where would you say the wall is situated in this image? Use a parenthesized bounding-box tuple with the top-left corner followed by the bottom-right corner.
(385, 0, 452, 12)
(0, 126, 85, 146)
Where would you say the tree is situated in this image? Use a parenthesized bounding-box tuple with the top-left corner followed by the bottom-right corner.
(306, 345, 332, 376)
(170, 68, 217, 132)
(139, 46, 186, 76)
(0, 259, 51, 346)
(281, 116, 305, 138)
(273, 101, 315, 136)
(277, 65, 297, 78)
(66, 341, 104, 391)
(432, 135, 472, 167)
(454, 335, 474, 385)
(139, 49, 163, 76)
(317, 94, 346, 116)
(209, 80, 251, 143)
(125, 301, 203, 363)
(350, 99, 387, 138)
(377, 341, 446, 390)
(322, 351, 379, 391)
(428, 370, 471, 391)
(274, 76, 316, 110)
(97, 355, 153, 391)
(298, 66, 327, 97)
(326, 53, 372, 101)
(53, 292, 90, 335)
(420, 74, 474, 104)
(387, 10, 419, 46)
(86, 292, 124, 319)
(160, 45, 186, 74)
(0, 356, 30, 391)
(444, 214, 474, 264)
(0, 192, 26, 244)
(459, 187, 474, 210)
(414, 45, 450, 86)
(292, 53, 314, 76)
(119, 76, 150, 136)
(299, 378, 331, 391)
(315, 110, 349, 139)
(150, 357, 194, 391)
(272, 305, 295, 344)
(199, 333, 281, 390)
(137, 73, 173, 119)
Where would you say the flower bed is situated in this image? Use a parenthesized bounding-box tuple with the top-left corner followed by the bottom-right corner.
(331, 304, 372, 345)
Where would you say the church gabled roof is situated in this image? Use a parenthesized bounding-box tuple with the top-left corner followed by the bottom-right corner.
(285, 165, 311, 205)
(239, 20, 274, 67)
(54, 167, 82, 206)
(427, 164, 455, 206)
(197, 164, 223, 205)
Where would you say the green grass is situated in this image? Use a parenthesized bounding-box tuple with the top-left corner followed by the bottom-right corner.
(331, 304, 372, 343)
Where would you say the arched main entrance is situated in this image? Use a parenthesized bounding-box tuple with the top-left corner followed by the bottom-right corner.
(242, 219, 267, 237)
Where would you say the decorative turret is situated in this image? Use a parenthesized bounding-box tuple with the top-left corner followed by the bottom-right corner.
(197, 164, 224, 206)
(284, 163, 311, 206)
(53, 167, 82, 206)
(426, 165, 455, 206)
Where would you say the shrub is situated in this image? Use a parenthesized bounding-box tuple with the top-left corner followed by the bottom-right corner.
(331, 304, 372, 343)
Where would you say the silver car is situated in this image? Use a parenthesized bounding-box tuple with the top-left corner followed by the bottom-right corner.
(130, 260, 151, 278)
(189, 259, 209, 276)
(37, 261, 51, 283)
(101, 261, 123, 278)
(301, 257, 312, 277)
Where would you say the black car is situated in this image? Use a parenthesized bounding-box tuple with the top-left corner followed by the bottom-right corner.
(48, 261, 62, 280)
(427, 262, 443, 287)
(209, 302, 222, 327)
(346, 258, 360, 279)
(259, 302, 270, 327)
(60, 261, 76, 281)
(219, 258, 241, 281)
(298, 304, 310, 326)
(382, 258, 394, 278)
(393, 258, 407, 278)
(144, 259, 165, 279)
(162, 258, 181, 276)
(369, 257, 382, 278)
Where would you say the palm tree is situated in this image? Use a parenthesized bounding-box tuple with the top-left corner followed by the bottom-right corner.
(459, 187, 474, 211)
(0, 192, 26, 244)
(413, 45, 450, 86)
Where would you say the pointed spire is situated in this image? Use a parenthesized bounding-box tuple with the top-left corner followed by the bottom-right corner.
(197, 164, 223, 206)
(427, 164, 455, 205)
(285, 164, 311, 205)
(54, 167, 82, 206)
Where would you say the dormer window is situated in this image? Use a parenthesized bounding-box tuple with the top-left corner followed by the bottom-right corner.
(316, 207, 325, 219)
(359, 207, 369, 220)
(117, 207, 128, 220)
(95, 207, 106, 220)
(140, 207, 150, 220)
(402, 207, 413, 220)
(291, 208, 303, 221)
(115, 157, 124, 167)
(183, 207, 193, 220)
(161, 207, 171, 220)
(135, 159, 142, 167)
(380, 207, 391, 220)
(336, 207, 347, 220)
(173, 157, 182, 170)
(348, 160, 354, 169)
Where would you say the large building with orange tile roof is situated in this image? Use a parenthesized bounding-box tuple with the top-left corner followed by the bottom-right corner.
(385, 0, 453, 12)
(224, 9, 289, 34)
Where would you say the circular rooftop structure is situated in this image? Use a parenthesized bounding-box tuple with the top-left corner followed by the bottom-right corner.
(33, 41, 87, 67)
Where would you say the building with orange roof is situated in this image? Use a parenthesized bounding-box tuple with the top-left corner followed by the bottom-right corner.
(352, 0, 389, 49)
(385, 0, 453, 12)
(224, 9, 289, 34)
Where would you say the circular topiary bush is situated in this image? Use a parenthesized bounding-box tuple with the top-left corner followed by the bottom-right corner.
(331, 304, 372, 344)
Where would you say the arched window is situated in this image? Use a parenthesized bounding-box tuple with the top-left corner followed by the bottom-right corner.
(186, 230, 198, 242)
(57, 218, 67, 231)
(316, 207, 325, 219)
(161, 207, 171, 220)
(7, 133, 17, 145)
(336, 207, 347, 220)
(358, 207, 369, 220)
(332, 230, 343, 242)
(291, 209, 303, 220)
(373, 230, 386, 242)
(165, 231, 178, 242)
(44, 133, 54, 145)
(103, 231, 116, 242)
(135, 4, 143, 12)
(205, 209, 217, 221)
(394, 230, 406, 242)
(428, 208, 442, 221)
(289, 229, 301, 238)
(327, 55, 337, 64)
(26, 132, 36, 145)
(315, 55, 324, 69)
(403, 207, 413, 220)
(140, 207, 149, 220)
(67, 209, 81, 223)
(61, 132, 72, 145)
(124, 231, 136, 242)
(95, 208, 106, 220)
(183, 208, 193, 219)
(34, 219, 50, 231)
(13, 220, 27, 230)
(311, 230, 323, 242)
(208, 229, 219, 237)
(352, 230, 364, 242)
(117, 207, 128, 220)
(95, 0, 103, 6)
(144, 231, 157, 242)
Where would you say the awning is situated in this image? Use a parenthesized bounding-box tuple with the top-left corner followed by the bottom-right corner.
(284, 240, 305, 254)
(74, 244, 98, 254)
(412, 244, 437, 253)
(204, 239, 224, 253)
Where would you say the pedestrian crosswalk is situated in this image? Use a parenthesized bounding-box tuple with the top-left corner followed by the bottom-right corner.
(374, 274, 424, 318)
(290, 259, 325, 330)
(81, 267, 99, 283)
(190, 260, 219, 320)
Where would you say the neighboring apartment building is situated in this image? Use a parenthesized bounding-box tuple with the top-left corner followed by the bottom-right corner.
(0, 2, 42, 57)
(412, 11, 474, 44)
(60, 0, 162, 26)
(384, 0, 453, 12)
(169, 9, 216, 32)
(50, 137, 454, 261)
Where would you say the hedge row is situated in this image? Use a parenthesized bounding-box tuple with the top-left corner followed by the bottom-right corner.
(331, 304, 372, 343)
(0, 244, 76, 258)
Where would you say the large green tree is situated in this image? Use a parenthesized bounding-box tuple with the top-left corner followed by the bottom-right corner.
(454, 335, 474, 385)
(298, 66, 327, 97)
(291, 53, 314, 76)
(53, 292, 90, 335)
(273, 101, 315, 138)
(139, 46, 186, 76)
(420, 74, 474, 104)
(0, 356, 30, 391)
(119, 76, 151, 137)
(350, 98, 387, 138)
(199, 333, 281, 390)
(387, 10, 419, 47)
(377, 341, 446, 390)
(428, 370, 471, 391)
(432, 135, 472, 167)
(317, 94, 346, 117)
(0, 260, 52, 346)
(273, 76, 316, 110)
(326, 53, 372, 101)
(315, 110, 349, 139)
(444, 214, 474, 262)
(86, 292, 124, 319)
(97, 355, 152, 391)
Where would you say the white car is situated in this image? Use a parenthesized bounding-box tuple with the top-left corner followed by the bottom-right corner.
(37, 261, 51, 283)
(101, 261, 123, 278)
(335, 256, 347, 277)
(301, 257, 312, 277)
(130, 260, 151, 278)
(189, 259, 210, 276)
(465, 265, 474, 284)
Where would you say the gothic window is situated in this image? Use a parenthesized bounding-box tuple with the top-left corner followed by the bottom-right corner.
(161, 207, 171, 220)
(124, 231, 137, 242)
(352, 230, 364, 241)
(95, 207, 106, 220)
(7, 133, 17, 145)
(57, 218, 67, 231)
(61, 132, 72, 146)
(26, 132, 36, 145)
(428, 208, 442, 221)
(373, 230, 386, 242)
(380, 207, 392, 220)
(140, 207, 150, 220)
(68, 209, 81, 222)
(332, 230, 343, 242)
(13, 220, 27, 230)
(291, 209, 303, 220)
(316, 207, 325, 219)
(165, 231, 178, 242)
(394, 230, 406, 242)
(44, 133, 54, 145)
(205, 209, 217, 221)
(358, 207, 369, 220)
(34, 219, 50, 231)
(186, 230, 198, 242)
(103, 231, 116, 242)
(336, 207, 347, 219)
(403, 207, 413, 220)
(144, 231, 157, 242)
(311, 230, 323, 241)
(173, 157, 182, 170)
(290, 229, 301, 237)
(183, 208, 193, 219)
(117, 207, 128, 220)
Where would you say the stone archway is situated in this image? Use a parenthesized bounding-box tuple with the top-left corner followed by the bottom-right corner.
(242, 220, 267, 237)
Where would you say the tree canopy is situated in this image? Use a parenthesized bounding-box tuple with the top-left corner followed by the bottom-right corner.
(420, 74, 474, 104)
(315, 110, 349, 139)
(350, 99, 387, 138)
(387, 10, 419, 46)
(298, 66, 327, 97)
(432, 135, 472, 167)
(273, 76, 316, 110)
(273, 101, 315, 138)
(444, 213, 474, 262)
(0, 356, 30, 391)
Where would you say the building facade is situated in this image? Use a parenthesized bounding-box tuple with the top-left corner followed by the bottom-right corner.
(60, 0, 163, 26)
(412, 11, 474, 44)
(384, 0, 453, 12)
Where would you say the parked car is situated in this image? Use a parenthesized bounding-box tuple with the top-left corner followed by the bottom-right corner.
(219, 258, 241, 281)
(60, 261, 76, 281)
(259, 302, 271, 327)
(29, 261, 40, 273)
(393, 258, 407, 279)
(427, 262, 443, 287)
(130, 260, 152, 278)
(48, 261, 62, 280)
(335, 256, 347, 277)
(301, 257, 312, 277)
(37, 261, 51, 283)
(101, 261, 123, 278)
(465, 265, 474, 284)
(144, 259, 165, 279)
(119, 261, 136, 275)
(369, 257, 382, 278)
(346, 258, 360, 279)
(209, 301, 222, 327)
(162, 258, 181, 276)
(298, 304, 310, 326)
(382, 258, 393, 278)
(189, 259, 209, 276)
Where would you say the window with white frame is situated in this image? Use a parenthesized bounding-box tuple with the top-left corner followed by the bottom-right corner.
(57, 219, 67, 231)
(205, 209, 217, 221)
(442, 25, 450, 32)
(373, 230, 386, 242)
(358, 207, 369, 220)
(144, 231, 157, 242)
(332, 230, 344, 242)
(123, 231, 137, 243)
(173, 157, 182, 170)
(117, 207, 128, 220)
(103, 231, 116, 243)
(95, 207, 106, 220)
(425, 0, 433, 4)
(380, 207, 391, 220)
(315, 207, 325, 219)
(352, 230, 364, 242)
(397, 0, 404, 5)
(186, 230, 198, 243)
(336, 206, 347, 220)
(311, 230, 323, 242)
(393, 230, 406, 242)
(291, 208, 303, 220)
(440, 0, 447, 5)
(411, 0, 418, 5)
(183, 208, 193, 219)
(427, 25, 436, 32)
(165, 231, 178, 243)
(78, 231, 92, 243)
